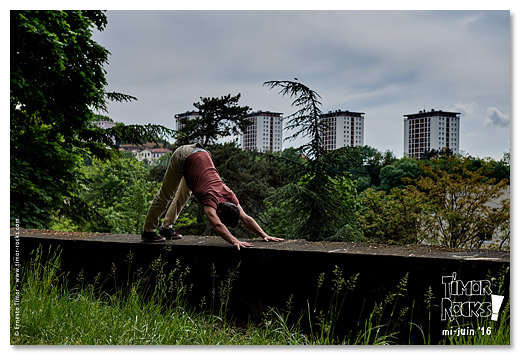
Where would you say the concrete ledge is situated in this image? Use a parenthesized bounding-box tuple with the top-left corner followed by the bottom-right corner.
(11, 228, 510, 344)
(11, 228, 510, 261)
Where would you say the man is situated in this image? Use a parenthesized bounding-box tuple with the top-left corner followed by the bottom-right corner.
(142, 143, 283, 249)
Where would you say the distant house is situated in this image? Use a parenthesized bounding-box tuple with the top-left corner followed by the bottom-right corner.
(119, 144, 171, 164)
(151, 148, 171, 161)
(319, 110, 365, 151)
(136, 149, 152, 163)
(93, 119, 116, 129)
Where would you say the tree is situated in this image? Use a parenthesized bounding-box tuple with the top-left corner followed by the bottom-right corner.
(264, 80, 325, 160)
(10, 11, 174, 228)
(175, 93, 251, 147)
(264, 80, 361, 241)
(357, 156, 510, 249)
(414, 159, 510, 249)
(11, 10, 109, 228)
(357, 187, 428, 245)
(379, 157, 422, 192)
(327, 145, 397, 192)
(420, 147, 453, 160)
(77, 153, 159, 234)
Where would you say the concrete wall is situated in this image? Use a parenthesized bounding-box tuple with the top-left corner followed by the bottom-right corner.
(11, 229, 510, 344)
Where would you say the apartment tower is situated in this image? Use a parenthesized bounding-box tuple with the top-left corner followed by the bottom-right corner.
(403, 109, 460, 159)
(319, 110, 365, 150)
(241, 111, 283, 152)
(174, 111, 200, 131)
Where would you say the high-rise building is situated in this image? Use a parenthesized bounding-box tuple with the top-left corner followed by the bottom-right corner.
(241, 111, 283, 152)
(403, 109, 460, 159)
(174, 111, 200, 131)
(174, 110, 205, 144)
(319, 110, 365, 150)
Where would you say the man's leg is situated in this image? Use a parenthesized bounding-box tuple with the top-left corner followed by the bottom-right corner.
(142, 169, 184, 233)
(159, 177, 192, 239)
(142, 144, 197, 241)
(162, 177, 192, 228)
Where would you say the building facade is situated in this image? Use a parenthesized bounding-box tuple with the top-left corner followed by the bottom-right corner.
(241, 111, 283, 152)
(119, 146, 171, 164)
(319, 110, 365, 150)
(93, 119, 116, 129)
(174, 111, 200, 131)
(403, 109, 460, 159)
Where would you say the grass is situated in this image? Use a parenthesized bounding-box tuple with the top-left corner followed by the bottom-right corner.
(10, 246, 510, 345)
(439, 305, 511, 345)
(10, 247, 310, 345)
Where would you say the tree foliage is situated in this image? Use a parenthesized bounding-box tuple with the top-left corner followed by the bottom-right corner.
(264, 80, 325, 160)
(175, 93, 251, 147)
(11, 10, 110, 228)
(358, 157, 510, 249)
(10, 10, 174, 228)
(358, 187, 428, 245)
(75, 153, 160, 234)
(325, 145, 396, 192)
(414, 158, 509, 249)
(264, 80, 362, 241)
(379, 157, 422, 192)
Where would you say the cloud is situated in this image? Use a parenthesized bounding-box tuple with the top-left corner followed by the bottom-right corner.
(448, 102, 478, 117)
(93, 10, 510, 160)
(484, 107, 510, 128)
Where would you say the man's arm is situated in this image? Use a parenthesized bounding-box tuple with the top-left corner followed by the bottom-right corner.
(238, 205, 284, 243)
(203, 206, 253, 250)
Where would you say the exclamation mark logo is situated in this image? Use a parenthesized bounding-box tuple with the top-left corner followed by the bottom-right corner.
(491, 294, 504, 321)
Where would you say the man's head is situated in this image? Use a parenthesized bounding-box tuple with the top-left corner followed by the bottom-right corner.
(217, 202, 240, 227)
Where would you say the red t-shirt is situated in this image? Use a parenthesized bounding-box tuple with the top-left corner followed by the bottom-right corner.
(183, 151, 238, 210)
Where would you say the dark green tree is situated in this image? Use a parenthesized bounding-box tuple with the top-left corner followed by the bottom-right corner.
(10, 10, 174, 228)
(327, 145, 397, 192)
(379, 157, 422, 191)
(175, 93, 251, 147)
(264, 80, 325, 159)
(264, 80, 361, 241)
(420, 147, 453, 161)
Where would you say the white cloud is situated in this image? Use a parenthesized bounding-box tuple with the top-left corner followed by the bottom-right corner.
(448, 102, 478, 117)
(484, 107, 510, 128)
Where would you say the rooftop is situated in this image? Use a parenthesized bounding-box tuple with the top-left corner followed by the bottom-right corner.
(320, 110, 365, 118)
(404, 109, 461, 119)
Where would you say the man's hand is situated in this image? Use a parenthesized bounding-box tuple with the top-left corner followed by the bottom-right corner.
(233, 239, 253, 250)
(263, 235, 284, 242)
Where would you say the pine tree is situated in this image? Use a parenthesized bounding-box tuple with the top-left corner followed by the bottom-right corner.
(264, 80, 361, 241)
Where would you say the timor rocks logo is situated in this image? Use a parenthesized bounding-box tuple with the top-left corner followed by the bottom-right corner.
(441, 272, 504, 322)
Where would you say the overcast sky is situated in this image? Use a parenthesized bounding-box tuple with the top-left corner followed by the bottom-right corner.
(92, 10, 510, 160)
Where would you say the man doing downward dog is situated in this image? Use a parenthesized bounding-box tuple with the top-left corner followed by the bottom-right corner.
(142, 143, 283, 249)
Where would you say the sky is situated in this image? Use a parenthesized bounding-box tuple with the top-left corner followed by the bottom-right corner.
(92, 10, 511, 160)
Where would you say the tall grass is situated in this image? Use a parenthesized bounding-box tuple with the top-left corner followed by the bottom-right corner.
(10, 246, 311, 345)
(439, 303, 510, 345)
(10, 246, 509, 345)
